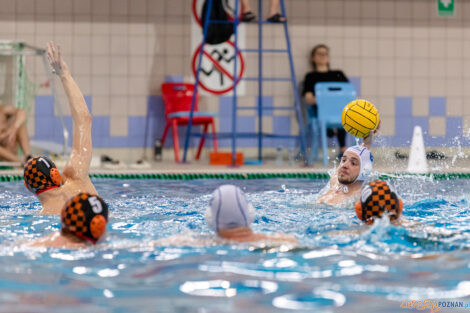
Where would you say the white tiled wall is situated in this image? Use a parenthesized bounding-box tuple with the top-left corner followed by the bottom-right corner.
(1, 0, 468, 155)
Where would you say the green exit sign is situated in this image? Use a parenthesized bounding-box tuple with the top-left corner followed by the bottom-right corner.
(438, 0, 455, 16)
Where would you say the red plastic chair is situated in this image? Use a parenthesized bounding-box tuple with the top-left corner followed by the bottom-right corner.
(160, 83, 218, 162)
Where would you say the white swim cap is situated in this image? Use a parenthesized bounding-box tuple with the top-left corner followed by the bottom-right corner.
(205, 185, 255, 231)
(344, 145, 374, 182)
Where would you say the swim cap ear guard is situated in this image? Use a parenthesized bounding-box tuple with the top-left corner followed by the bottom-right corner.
(61, 193, 109, 244)
(205, 185, 255, 231)
(24, 156, 62, 195)
(355, 180, 403, 225)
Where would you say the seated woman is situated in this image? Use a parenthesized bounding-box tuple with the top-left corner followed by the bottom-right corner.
(0, 104, 32, 164)
(303, 44, 349, 160)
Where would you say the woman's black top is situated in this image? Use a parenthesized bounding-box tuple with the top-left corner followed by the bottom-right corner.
(302, 70, 348, 98)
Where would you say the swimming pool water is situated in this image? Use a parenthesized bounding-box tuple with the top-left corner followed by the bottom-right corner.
(0, 177, 470, 312)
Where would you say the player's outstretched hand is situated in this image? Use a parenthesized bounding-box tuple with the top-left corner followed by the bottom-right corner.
(363, 120, 381, 148)
(46, 41, 69, 77)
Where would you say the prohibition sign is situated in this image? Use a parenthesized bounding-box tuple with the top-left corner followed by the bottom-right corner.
(192, 0, 243, 27)
(192, 41, 245, 95)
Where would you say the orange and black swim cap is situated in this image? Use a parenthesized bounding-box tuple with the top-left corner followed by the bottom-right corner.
(24, 156, 62, 195)
(355, 180, 403, 225)
(61, 193, 109, 244)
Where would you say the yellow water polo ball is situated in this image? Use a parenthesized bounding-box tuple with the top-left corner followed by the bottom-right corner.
(341, 99, 380, 138)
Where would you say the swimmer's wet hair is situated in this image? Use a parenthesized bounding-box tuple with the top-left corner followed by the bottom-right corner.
(355, 180, 403, 225)
(61, 193, 108, 244)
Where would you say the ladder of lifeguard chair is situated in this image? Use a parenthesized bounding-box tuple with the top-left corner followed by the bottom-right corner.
(183, 0, 307, 164)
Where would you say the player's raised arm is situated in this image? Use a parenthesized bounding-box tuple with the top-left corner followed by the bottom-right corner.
(46, 42, 92, 181)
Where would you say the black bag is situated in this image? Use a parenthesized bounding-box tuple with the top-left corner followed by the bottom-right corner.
(201, 0, 234, 45)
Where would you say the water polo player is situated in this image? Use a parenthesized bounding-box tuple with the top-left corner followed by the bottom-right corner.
(316, 142, 375, 206)
(206, 185, 297, 244)
(24, 42, 98, 214)
(355, 180, 403, 225)
(315, 98, 381, 206)
(31, 193, 108, 248)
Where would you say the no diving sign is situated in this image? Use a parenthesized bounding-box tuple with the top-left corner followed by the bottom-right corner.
(192, 41, 245, 95)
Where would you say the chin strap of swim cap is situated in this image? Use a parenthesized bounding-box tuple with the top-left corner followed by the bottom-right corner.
(24, 156, 62, 195)
(355, 180, 403, 225)
(344, 145, 374, 183)
(335, 184, 349, 194)
(61, 193, 109, 244)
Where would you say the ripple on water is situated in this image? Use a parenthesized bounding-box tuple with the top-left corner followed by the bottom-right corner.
(0, 178, 469, 312)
